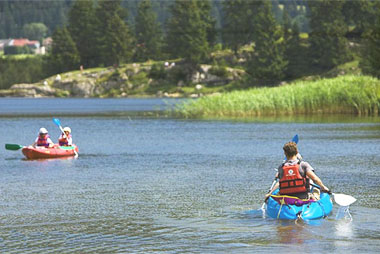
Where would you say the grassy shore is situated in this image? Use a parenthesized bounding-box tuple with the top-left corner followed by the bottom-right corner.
(175, 75, 380, 118)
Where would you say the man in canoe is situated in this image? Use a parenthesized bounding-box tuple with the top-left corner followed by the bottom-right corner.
(32, 127, 54, 148)
(265, 141, 329, 201)
(58, 127, 73, 146)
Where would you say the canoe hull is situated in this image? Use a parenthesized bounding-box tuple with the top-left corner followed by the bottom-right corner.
(22, 145, 78, 159)
(266, 189, 333, 220)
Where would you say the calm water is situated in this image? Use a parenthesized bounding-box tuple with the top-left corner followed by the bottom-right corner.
(0, 98, 380, 253)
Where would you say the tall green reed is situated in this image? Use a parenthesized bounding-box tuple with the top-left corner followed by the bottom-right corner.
(175, 75, 380, 118)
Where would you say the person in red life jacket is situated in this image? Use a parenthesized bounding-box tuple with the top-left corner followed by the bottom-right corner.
(265, 141, 329, 200)
(32, 127, 54, 148)
(58, 127, 73, 146)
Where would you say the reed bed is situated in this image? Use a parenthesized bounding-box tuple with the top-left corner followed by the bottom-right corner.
(175, 75, 380, 118)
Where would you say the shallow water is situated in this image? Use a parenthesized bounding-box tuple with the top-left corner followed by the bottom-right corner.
(0, 98, 379, 253)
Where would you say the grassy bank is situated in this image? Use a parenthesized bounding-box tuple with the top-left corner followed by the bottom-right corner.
(175, 75, 380, 118)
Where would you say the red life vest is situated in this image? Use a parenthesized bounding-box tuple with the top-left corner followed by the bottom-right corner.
(37, 135, 51, 147)
(59, 134, 71, 146)
(279, 161, 308, 195)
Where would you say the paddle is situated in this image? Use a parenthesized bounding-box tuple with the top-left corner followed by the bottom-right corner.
(5, 144, 24, 150)
(52, 118, 78, 156)
(310, 183, 357, 206)
(261, 134, 299, 215)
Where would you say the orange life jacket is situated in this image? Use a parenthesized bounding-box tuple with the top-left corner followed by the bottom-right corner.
(37, 135, 50, 148)
(59, 134, 71, 146)
(279, 161, 308, 195)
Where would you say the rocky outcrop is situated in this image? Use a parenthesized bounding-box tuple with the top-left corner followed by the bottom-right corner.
(0, 63, 245, 98)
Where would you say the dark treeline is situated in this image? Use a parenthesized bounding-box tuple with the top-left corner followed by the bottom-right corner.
(1, 0, 380, 90)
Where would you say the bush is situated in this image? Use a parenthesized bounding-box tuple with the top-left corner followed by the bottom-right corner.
(4, 46, 31, 55)
(209, 65, 229, 78)
(149, 63, 167, 80)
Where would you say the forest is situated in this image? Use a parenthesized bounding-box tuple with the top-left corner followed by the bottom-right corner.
(0, 0, 379, 91)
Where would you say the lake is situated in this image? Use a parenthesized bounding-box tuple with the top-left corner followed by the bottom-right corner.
(0, 98, 379, 253)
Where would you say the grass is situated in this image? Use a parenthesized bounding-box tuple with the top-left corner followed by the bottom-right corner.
(174, 75, 380, 118)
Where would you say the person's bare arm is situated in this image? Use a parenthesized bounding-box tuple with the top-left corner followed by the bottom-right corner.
(306, 170, 329, 192)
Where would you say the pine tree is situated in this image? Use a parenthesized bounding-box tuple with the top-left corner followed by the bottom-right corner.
(222, 0, 261, 54)
(67, 0, 97, 68)
(284, 23, 307, 79)
(246, 0, 286, 85)
(166, 0, 211, 64)
(342, 0, 378, 38)
(360, 11, 380, 78)
(134, 0, 164, 62)
(95, 0, 134, 66)
(48, 27, 80, 74)
(198, 0, 217, 47)
(308, 0, 350, 71)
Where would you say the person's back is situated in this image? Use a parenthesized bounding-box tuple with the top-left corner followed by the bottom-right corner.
(277, 159, 313, 199)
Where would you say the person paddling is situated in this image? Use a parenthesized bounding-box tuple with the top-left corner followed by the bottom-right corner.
(32, 128, 54, 148)
(58, 127, 73, 146)
(265, 142, 329, 201)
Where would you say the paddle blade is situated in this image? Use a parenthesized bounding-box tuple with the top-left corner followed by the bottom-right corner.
(333, 193, 357, 206)
(5, 144, 24, 150)
(292, 134, 299, 144)
(53, 118, 61, 127)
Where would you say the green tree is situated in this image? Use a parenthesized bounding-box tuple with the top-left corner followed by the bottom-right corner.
(222, 0, 261, 54)
(22, 23, 48, 42)
(247, 0, 286, 85)
(67, 0, 97, 68)
(166, 0, 212, 64)
(48, 27, 80, 74)
(308, 0, 350, 71)
(95, 0, 134, 66)
(284, 23, 307, 79)
(342, 0, 378, 38)
(134, 0, 164, 62)
(360, 12, 380, 78)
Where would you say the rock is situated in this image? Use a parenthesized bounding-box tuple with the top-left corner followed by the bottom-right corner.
(10, 83, 56, 97)
(0, 89, 37, 97)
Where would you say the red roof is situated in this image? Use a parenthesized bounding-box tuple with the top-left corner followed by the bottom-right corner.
(12, 39, 39, 47)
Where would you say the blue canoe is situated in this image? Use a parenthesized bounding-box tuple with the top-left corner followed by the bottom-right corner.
(265, 189, 333, 220)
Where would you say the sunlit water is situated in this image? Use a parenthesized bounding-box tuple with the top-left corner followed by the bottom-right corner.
(0, 98, 379, 253)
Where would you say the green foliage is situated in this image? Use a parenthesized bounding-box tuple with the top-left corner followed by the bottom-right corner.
(0, 56, 47, 89)
(0, 1, 69, 38)
(166, 0, 213, 64)
(47, 27, 80, 74)
(68, 0, 98, 68)
(209, 65, 229, 79)
(22, 23, 48, 42)
(175, 75, 380, 118)
(3, 46, 31, 55)
(283, 22, 309, 79)
(246, 0, 286, 85)
(134, 0, 164, 62)
(222, 0, 261, 54)
(148, 63, 167, 80)
(95, 0, 134, 66)
(360, 12, 380, 78)
(308, 0, 351, 71)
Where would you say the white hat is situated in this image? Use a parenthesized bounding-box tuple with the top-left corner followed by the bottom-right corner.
(39, 127, 48, 134)
(63, 127, 71, 133)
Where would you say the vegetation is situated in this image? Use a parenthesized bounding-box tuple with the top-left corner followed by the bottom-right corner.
(175, 75, 380, 118)
(1, 0, 380, 109)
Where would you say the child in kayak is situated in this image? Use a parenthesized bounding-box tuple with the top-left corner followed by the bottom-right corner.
(33, 127, 54, 148)
(58, 127, 73, 146)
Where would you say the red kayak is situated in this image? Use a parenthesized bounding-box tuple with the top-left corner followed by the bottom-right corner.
(22, 145, 78, 159)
